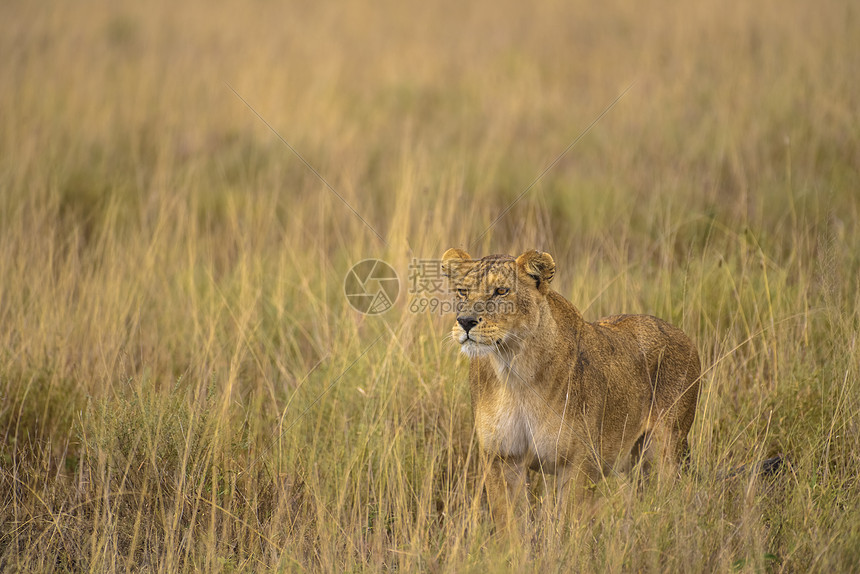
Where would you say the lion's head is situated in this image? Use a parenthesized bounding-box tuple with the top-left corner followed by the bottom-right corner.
(441, 248, 556, 358)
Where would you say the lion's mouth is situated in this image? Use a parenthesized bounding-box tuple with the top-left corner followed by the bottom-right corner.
(458, 331, 505, 358)
(459, 332, 490, 344)
(458, 329, 505, 345)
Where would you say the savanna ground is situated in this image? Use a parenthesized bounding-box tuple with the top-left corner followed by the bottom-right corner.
(1, 0, 859, 571)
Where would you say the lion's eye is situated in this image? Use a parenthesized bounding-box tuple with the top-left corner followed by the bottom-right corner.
(494, 287, 510, 296)
(457, 288, 468, 298)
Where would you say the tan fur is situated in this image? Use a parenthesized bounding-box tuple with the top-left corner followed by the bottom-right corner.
(442, 248, 701, 526)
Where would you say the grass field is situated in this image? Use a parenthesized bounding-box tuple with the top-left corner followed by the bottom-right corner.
(1, 0, 859, 571)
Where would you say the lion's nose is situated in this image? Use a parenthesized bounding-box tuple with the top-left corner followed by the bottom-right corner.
(457, 316, 479, 333)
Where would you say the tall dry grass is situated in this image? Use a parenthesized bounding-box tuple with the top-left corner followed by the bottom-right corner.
(1, 0, 858, 571)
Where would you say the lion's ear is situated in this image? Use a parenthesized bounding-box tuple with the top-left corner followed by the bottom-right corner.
(516, 250, 555, 289)
(441, 248, 472, 279)
(442, 248, 471, 262)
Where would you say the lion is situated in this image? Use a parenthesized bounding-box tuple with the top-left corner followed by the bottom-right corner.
(442, 248, 701, 526)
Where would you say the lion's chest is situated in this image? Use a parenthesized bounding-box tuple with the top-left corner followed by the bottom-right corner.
(474, 385, 558, 464)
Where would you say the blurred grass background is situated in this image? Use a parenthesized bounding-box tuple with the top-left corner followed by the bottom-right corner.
(0, 0, 858, 571)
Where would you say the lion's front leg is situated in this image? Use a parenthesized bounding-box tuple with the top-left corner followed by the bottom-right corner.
(552, 459, 601, 520)
(485, 455, 530, 533)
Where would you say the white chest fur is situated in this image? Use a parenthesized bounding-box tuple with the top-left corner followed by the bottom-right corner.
(477, 397, 530, 456)
(475, 382, 559, 465)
